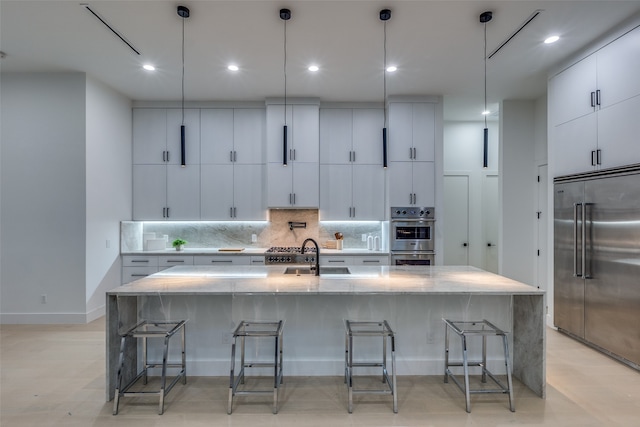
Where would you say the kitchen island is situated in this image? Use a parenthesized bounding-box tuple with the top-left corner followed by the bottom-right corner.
(106, 265, 545, 400)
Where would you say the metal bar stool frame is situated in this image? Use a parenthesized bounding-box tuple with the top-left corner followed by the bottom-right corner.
(344, 320, 398, 413)
(228, 320, 284, 414)
(443, 319, 514, 413)
(113, 320, 187, 415)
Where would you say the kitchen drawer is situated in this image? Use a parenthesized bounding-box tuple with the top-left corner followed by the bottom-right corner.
(158, 255, 194, 267)
(320, 257, 352, 266)
(353, 256, 388, 265)
(250, 256, 266, 265)
(123, 255, 159, 267)
(122, 266, 158, 284)
(194, 255, 251, 265)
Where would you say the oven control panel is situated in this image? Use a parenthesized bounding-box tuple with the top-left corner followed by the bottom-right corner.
(390, 207, 434, 220)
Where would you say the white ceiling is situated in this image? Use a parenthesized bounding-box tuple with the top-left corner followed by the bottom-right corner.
(2, 1, 640, 121)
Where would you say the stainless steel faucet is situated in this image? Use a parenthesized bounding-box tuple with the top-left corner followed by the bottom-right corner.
(301, 238, 320, 276)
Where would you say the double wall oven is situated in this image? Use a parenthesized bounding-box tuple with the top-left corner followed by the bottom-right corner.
(390, 207, 435, 265)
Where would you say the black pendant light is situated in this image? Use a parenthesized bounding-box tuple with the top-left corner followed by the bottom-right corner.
(280, 8, 291, 166)
(178, 5, 189, 167)
(480, 11, 492, 169)
(380, 9, 391, 169)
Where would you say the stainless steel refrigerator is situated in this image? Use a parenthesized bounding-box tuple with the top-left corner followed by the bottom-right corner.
(554, 165, 640, 369)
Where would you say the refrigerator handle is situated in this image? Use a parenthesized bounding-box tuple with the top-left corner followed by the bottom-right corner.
(583, 203, 592, 279)
(573, 203, 583, 277)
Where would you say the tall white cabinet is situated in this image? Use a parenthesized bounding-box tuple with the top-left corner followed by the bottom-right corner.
(319, 108, 385, 220)
(200, 108, 265, 220)
(387, 100, 436, 207)
(550, 25, 640, 176)
(133, 108, 200, 220)
(266, 100, 320, 208)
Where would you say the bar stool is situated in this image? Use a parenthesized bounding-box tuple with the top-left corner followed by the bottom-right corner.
(113, 320, 187, 415)
(344, 320, 397, 413)
(443, 319, 514, 413)
(228, 320, 284, 414)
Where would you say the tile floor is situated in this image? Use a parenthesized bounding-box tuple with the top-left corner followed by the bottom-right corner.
(1, 317, 639, 426)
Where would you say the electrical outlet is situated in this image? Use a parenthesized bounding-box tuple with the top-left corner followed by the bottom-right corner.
(106, 239, 111, 248)
(41, 294, 47, 304)
(362, 234, 367, 242)
(222, 332, 233, 344)
(251, 234, 258, 243)
(426, 333, 435, 345)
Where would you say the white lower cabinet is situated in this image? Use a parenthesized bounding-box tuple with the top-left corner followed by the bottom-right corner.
(158, 255, 194, 267)
(320, 255, 389, 266)
(194, 255, 251, 265)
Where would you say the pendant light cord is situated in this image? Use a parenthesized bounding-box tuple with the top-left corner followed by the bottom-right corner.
(181, 15, 185, 126)
(383, 20, 388, 127)
(283, 18, 287, 126)
(483, 21, 487, 129)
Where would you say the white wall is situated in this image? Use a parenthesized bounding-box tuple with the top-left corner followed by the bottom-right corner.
(499, 100, 536, 285)
(85, 76, 132, 321)
(1, 73, 87, 322)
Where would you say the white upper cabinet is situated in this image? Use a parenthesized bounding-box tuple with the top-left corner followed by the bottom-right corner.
(266, 101, 320, 207)
(200, 109, 234, 164)
(133, 108, 200, 165)
(267, 104, 319, 164)
(133, 109, 167, 164)
(550, 25, 640, 176)
(133, 164, 200, 220)
(549, 55, 597, 127)
(200, 108, 265, 219)
(387, 100, 437, 207)
(319, 107, 385, 220)
(388, 102, 435, 162)
(201, 108, 264, 164)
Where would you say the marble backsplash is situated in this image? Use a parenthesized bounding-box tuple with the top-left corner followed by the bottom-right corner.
(121, 209, 387, 252)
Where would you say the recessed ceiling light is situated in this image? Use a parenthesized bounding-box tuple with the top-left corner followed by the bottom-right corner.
(544, 35, 560, 44)
(228, 64, 239, 71)
(308, 65, 319, 72)
(386, 66, 397, 72)
(142, 64, 155, 71)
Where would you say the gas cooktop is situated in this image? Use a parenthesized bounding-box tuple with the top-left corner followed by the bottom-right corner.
(265, 246, 317, 264)
(266, 246, 317, 254)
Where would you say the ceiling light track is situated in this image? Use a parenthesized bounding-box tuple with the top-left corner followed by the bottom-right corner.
(487, 9, 543, 59)
(83, 5, 141, 55)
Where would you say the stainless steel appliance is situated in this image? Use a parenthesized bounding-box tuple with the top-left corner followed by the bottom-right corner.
(390, 207, 435, 265)
(265, 246, 317, 265)
(554, 165, 640, 369)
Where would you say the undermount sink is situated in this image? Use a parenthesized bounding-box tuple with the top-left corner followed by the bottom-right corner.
(283, 266, 351, 275)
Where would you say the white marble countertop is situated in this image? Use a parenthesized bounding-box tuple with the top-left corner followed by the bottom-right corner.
(108, 265, 543, 296)
(122, 248, 390, 256)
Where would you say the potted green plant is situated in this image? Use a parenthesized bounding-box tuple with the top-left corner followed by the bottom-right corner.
(172, 239, 187, 251)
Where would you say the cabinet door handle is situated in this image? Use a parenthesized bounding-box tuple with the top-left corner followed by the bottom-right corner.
(591, 150, 596, 166)
(166, 260, 185, 263)
(131, 274, 149, 277)
(362, 260, 380, 263)
(166, 207, 170, 218)
(233, 207, 237, 217)
(596, 89, 601, 106)
(211, 260, 233, 263)
(352, 151, 356, 162)
(163, 207, 166, 218)
(230, 151, 234, 162)
(409, 147, 413, 159)
(293, 149, 296, 160)
(131, 259, 149, 263)
(230, 207, 233, 218)
(328, 259, 345, 263)
(289, 193, 292, 204)
(166, 151, 169, 162)
(293, 193, 296, 205)
(413, 147, 417, 159)
(591, 91, 596, 108)
(596, 149, 602, 165)
(234, 151, 237, 162)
